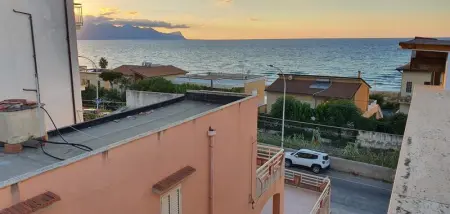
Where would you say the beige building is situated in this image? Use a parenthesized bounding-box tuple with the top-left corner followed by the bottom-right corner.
(265, 74, 371, 113)
(173, 72, 266, 106)
(114, 64, 188, 81)
(396, 37, 450, 114)
(80, 70, 111, 91)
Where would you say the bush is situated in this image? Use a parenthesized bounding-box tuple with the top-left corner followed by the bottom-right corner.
(316, 100, 361, 128)
(270, 96, 313, 122)
(369, 94, 385, 107)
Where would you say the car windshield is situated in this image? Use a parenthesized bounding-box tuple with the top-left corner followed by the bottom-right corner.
(323, 155, 329, 160)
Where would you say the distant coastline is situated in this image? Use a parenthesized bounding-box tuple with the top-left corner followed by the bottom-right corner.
(77, 23, 186, 40)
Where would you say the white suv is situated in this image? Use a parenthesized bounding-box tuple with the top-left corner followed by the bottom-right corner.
(285, 149, 330, 174)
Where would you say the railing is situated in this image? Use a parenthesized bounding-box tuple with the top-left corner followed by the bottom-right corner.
(74, 3, 83, 28)
(310, 178, 331, 214)
(285, 169, 331, 214)
(256, 144, 284, 198)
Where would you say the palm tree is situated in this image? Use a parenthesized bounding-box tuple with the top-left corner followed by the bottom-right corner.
(99, 57, 108, 69)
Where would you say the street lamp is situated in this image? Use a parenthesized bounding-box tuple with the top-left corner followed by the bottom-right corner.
(78, 55, 99, 110)
(268, 64, 286, 148)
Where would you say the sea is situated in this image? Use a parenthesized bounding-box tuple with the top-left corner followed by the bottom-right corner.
(77, 38, 414, 91)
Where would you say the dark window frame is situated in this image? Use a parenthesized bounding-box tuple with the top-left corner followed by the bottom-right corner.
(406, 81, 413, 93)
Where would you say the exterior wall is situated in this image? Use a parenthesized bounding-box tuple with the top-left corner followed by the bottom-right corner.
(0, 96, 283, 214)
(126, 90, 183, 108)
(162, 75, 181, 81)
(0, 0, 82, 130)
(244, 79, 266, 106)
(356, 130, 403, 150)
(389, 86, 450, 213)
(400, 72, 432, 97)
(80, 72, 111, 89)
(354, 83, 369, 112)
(330, 157, 395, 182)
(399, 103, 410, 114)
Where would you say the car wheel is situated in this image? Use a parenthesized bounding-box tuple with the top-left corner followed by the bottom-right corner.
(285, 159, 292, 167)
(312, 165, 321, 174)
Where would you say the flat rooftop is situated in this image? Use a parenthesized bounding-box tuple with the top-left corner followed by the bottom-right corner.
(0, 91, 248, 188)
(261, 184, 321, 214)
(389, 86, 450, 213)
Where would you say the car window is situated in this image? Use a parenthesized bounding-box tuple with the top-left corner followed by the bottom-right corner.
(296, 152, 309, 158)
(323, 155, 329, 160)
(311, 154, 318, 159)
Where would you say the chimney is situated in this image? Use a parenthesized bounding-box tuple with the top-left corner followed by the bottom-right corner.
(357, 71, 361, 78)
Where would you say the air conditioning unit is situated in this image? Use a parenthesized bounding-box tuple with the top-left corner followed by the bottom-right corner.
(0, 103, 45, 146)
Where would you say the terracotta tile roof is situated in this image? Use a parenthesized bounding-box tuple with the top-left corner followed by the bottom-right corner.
(113, 65, 188, 78)
(266, 77, 363, 99)
(152, 166, 196, 194)
(0, 191, 60, 214)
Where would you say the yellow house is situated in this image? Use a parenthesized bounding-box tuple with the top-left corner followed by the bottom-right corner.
(396, 37, 450, 114)
(80, 70, 111, 91)
(265, 73, 371, 113)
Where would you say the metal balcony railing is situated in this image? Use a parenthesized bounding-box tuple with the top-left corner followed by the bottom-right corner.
(256, 144, 284, 198)
(74, 3, 83, 29)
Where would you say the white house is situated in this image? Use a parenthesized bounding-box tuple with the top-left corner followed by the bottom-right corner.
(0, 0, 83, 130)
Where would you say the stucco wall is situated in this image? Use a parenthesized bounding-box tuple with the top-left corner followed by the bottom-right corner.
(0, 96, 283, 214)
(244, 79, 266, 106)
(80, 72, 111, 89)
(0, 0, 82, 130)
(126, 90, 184, 109)
(354, 83, 369, 112)
(400, 72, 432, 97)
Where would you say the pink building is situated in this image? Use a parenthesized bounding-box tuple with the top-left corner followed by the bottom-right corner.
(0, 91, 285, 214)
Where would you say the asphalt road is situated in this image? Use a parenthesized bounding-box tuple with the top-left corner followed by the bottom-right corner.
(288, 166, 393, 214)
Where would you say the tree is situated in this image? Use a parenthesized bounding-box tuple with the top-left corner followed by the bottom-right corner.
(99, 57, 108, 69)
(316, 100, 361, 127)
(270, 96, 313, 122)
(99, 71, 123, 89)
(388, 113, 408, 135)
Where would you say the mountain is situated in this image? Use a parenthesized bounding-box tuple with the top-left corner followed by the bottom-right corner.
(77, 23, 186, 40)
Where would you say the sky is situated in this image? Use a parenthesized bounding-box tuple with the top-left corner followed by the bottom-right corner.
(76, 0, 450, 40)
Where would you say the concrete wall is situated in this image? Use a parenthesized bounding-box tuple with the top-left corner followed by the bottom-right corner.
(389, 86, 450, 213)
(126, 90, 184, 108)
(0, 96, 284, 214)
(244, 79, 266, 106)
(399, 103, 410, 114)
(0, 0, 82, 130)
(356, 130, 403, 150)
(330, 156, 395, 182)
(400, 72, 432, 97)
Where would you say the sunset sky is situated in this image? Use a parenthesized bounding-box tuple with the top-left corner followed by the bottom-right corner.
(76, 0, 450, 40)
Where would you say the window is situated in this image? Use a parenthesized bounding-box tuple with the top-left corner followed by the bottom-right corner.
(406, 82, 412, 93)
(323, 155, 329, 160)
(424, 82, 431, 85)
(296, 152, 318, 159)
(161, 186, 181, 214)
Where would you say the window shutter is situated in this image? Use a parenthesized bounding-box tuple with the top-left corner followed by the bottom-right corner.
(161, 186, 181, 214)
(161, 194, 170, 214)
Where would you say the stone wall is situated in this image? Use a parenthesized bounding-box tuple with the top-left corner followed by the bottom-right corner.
(330, 156, 396, 182)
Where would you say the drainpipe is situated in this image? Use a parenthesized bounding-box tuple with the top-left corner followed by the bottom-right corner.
(63, 0, 78, 123)
(208, 127, 216, 214)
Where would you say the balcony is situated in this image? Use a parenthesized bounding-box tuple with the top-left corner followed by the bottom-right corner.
(256, 144, 284, 198)
(256, 144, 331, 214)
(74, 3, 83, 29)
